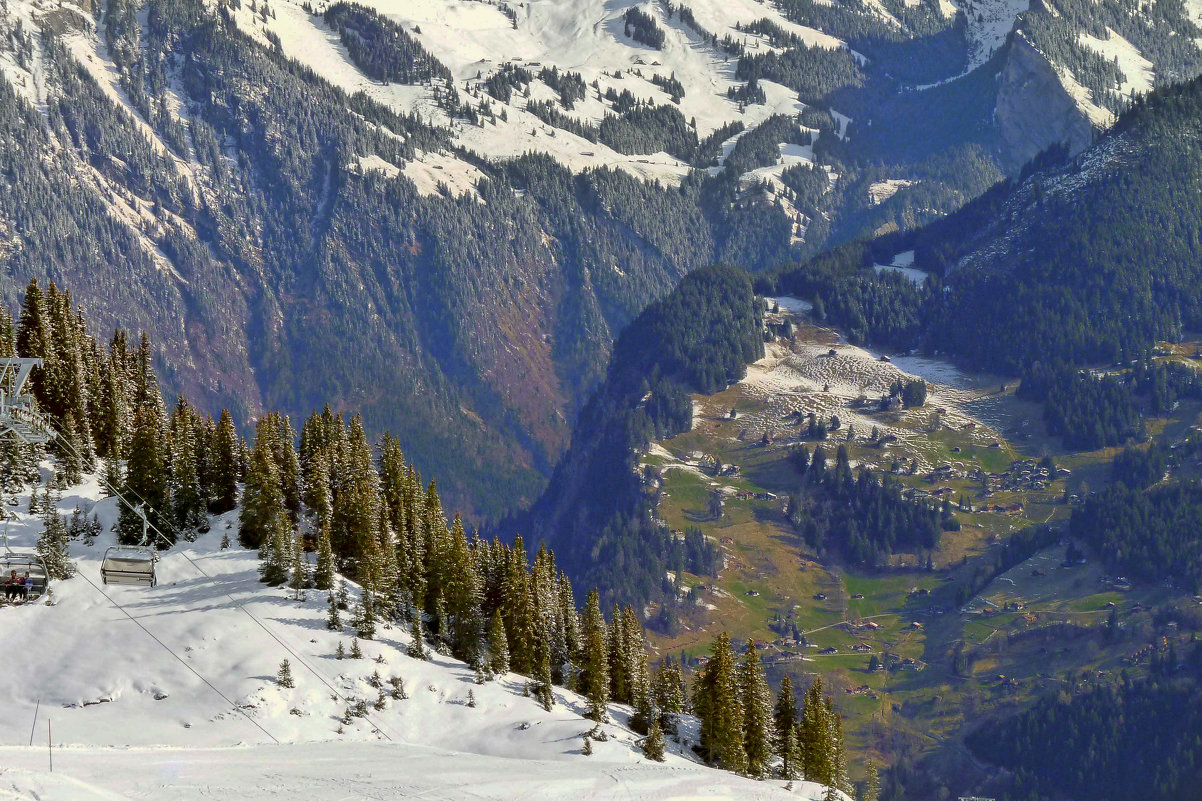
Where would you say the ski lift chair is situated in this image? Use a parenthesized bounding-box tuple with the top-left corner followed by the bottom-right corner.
(0, 553, 48, 601)
(101, 504, 158, 587)
(100, 545, 158, 587)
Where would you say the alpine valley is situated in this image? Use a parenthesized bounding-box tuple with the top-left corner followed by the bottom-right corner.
(2, 0, 1202, 796)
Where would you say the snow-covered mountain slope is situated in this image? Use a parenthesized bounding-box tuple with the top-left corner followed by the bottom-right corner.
(0, 472, 833, 799)
(231, 0, 826, 188)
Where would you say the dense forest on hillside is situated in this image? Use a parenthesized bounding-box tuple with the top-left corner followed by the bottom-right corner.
(0, 0, 811, 520)
(322, 3, 451, 86)
(1069, 480, 1202, 591)
(968, 667, 1202, 801)
(786, 444, 942, 565)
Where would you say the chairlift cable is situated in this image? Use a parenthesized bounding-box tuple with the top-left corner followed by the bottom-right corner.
(74, 567, 281, 744)
(49, 429, 397, 742)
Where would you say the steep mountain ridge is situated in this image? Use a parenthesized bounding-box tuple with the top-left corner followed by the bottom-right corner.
(3, 0, 1201, 523)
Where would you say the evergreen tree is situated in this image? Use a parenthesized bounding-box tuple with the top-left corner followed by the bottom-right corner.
(694, 632, 746, 773)
(739, 641, 775, 778)
(277, 659, 295, 688)
(332, 414, 382, 578)
(289, 534, 308, 599)
(36, 489, 72, 580)
(241, 420, 289, 549)
(826, 698, 851, 794)
(442, 514, 482, 662)
(652, 655, 687, 727)
(258, 510, 292, 586)
(580, 589, 610, 721)
(536, 642, 554, 712)
(800, 677, 830, 784)
(314, 523, 335, 590)
(210, 410, 240, 513)
(357, 589, 377, 639)
(120, 406, 171, 545)
(168, 398, 204, 532)
(862, 761, 880, 801)
(350, 637, 363, 659)
(326, 590, 343, 630)
(407, 614, 428, 660)
(642, 717, 666, 762)
(488, 608, 510, 675)
(774, 675, 798, 775)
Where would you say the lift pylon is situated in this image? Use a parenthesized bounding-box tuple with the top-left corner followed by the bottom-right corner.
(0, 358, 52, 445)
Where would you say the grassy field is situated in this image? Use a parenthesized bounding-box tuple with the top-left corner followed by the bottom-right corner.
(640, 322, 1200, 775)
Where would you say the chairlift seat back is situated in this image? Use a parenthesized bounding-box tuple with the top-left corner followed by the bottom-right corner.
(101, 546, 157, 587)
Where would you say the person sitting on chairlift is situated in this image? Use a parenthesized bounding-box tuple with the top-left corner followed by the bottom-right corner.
(21, 572, 32, 600)
(4, 570, 21, 601)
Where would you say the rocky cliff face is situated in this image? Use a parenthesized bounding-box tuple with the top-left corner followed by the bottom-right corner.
(995, 33, 1097, 171)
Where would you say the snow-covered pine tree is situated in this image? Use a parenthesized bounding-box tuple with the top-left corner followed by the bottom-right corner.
(443, 514, 483, 663)
(67, 506, 84, 540)
(120, 404, 171, 545)
(336, 641, 346, 660)
(800, 676, 832, 784)
(84, 513, 101, 546)
(407, 615, 427, 660)
(652, 655, 687, 729)
(357, 588, 377, 639)
(774, 675, 798, 777)
(313, 523, 334, 591)
(826, 697, 852, 794)
(533, 621, 555, 712)
(350, 637, 363, 659)
(581, 736, 592, 756)
(100, 458, 123, 501)
(36, 491, 73, 579)
(210, 410, 239, 514)
(277, 659, 295, 688)
(580, 589, 609, 722)
(289, 533, 308, 600)
(168, 397, 204, 533)
(782, 726, 801, 780)
(242, 419, 289, 551)
(642, 717, 666, 762)
(258, 513, 291, 586)
(488, 608, 510, 675)
(862, 760, 880, 801)
(739, 641, 775, 778)
(606, 603, 630, 704)
(694, 632, 746, 774)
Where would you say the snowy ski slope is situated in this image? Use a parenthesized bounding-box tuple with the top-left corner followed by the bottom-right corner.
(0, 471, 838, 799)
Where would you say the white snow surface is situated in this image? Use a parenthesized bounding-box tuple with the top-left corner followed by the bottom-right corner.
(228, 0, 816, 185)
(0, 472, 834, 799)
(1077, 27, 1154, 97)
